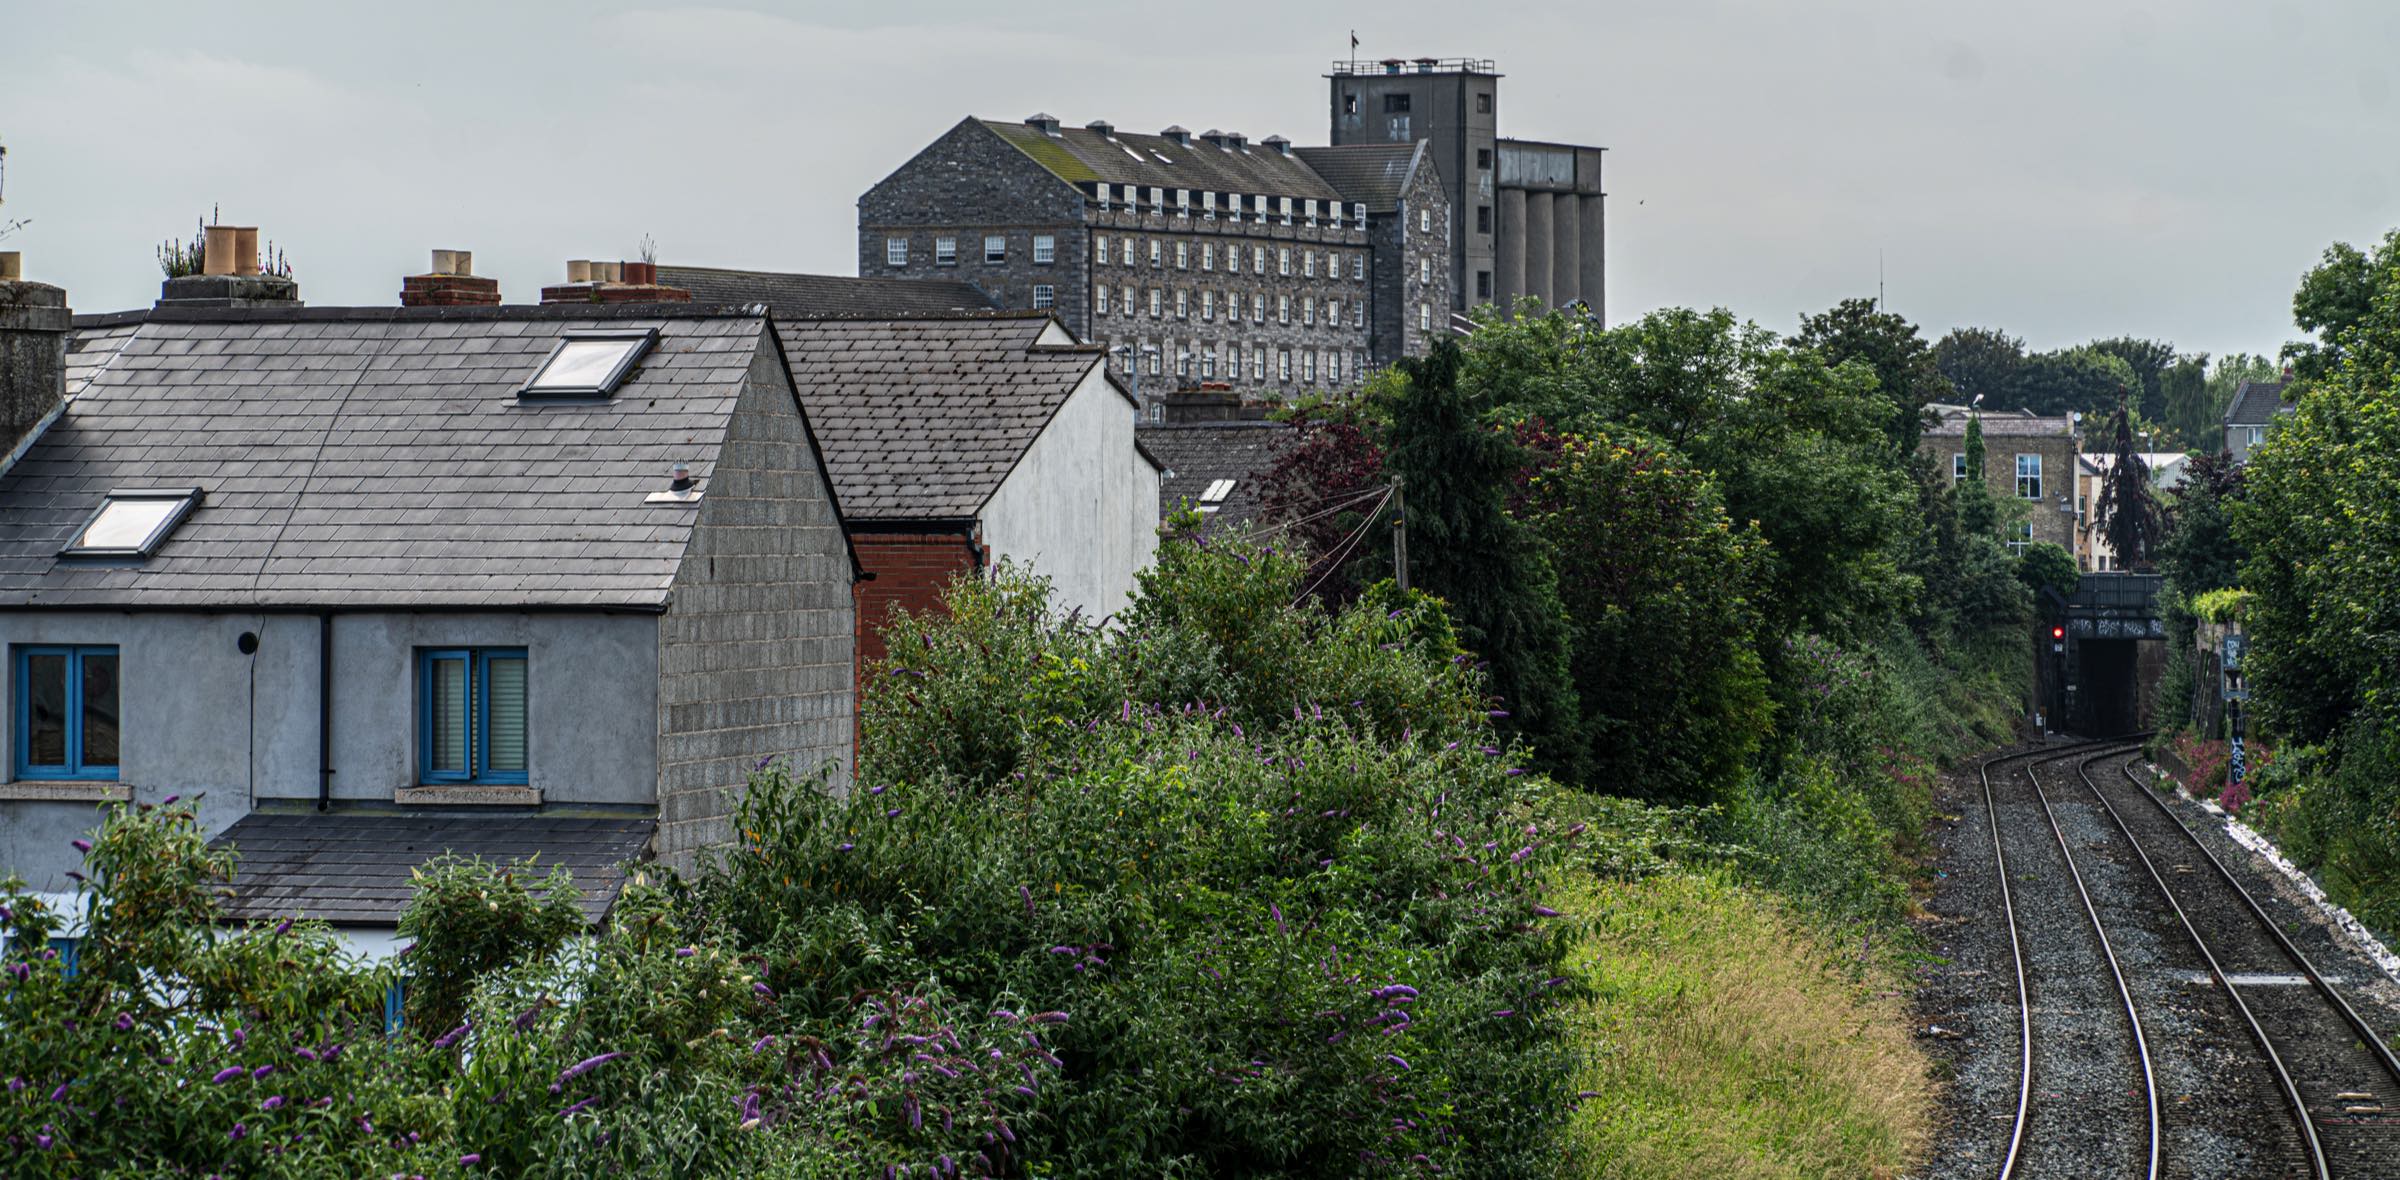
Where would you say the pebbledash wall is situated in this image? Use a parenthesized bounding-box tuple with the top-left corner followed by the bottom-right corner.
(979, 361, 1163, 620)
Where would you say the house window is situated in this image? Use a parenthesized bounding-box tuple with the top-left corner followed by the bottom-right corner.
(1345, 93, 1358, 115)
(886, 237, 908, 267)
(1095, 288, 1110, 317)
(1476, 92, 1492, 114)
(1175, 289, 1188, 319)
(1278, 294, 1291, 324)
(1148, 348, 1162, 376)
(1279, 350, 1293, 381)
(1253, 294, 1266, 324)
(1149, 288, 1163, 318)
(1280, 197, 1293, 226)
(2007, 521, 2034, 556)
(1476, 206, 1492, 234)
(1122, 239, 1135, 266)
(15, 645, 120, 781)
(1278, 248, 1291, 276)
(1304, 351, 1317, 383)
(1033, 235, 1056, 264)
(1176, 189, 1190, 215)
(1228, 348, 1242, 380)
(1203, 191, 1217, 218)
(1331, 352, 1344, 384)
(1201, 244, 1214, 272)
(1353, 303, 1365, 329)
(1254, 246, 1268, 272)
(1419, 304, 1431, 332)
(2015, 454, 2043, 499)
(1149, 240, 1162, 268)
(1305, 199, 1319, 227)
(984, 235, 1006, 263)
(1355, 205, 1367, 230)
(1032, 284, 1055, 310)
(1095, 234, 1110, 265)
(62, 488, 201, 558)
(1302, 298, 1315, 327)
(1253, 346, 1266, 380)
(1953, 453, 1969, 483)
(1201, 290, 1215, 321)
(1148, 187, 1163, 212)
(935, 237, 958, 266)
(1304, 252, 1317, 278)
(1419, 258, 1431, 285)
(1476, 271, 1492, 299)
(418, 648, 527, 785)
(1175, 241, 1188, 270)
(2247, 425, 2265, 446)
(521, 328, 657, 398)
(1202, 348, 1216, 379)
(1328, 297, 1341, 324)
(1122, 286, 1136, 315)
(1384, 94, 1412, 113)
(1352, 255, 1365, 281)
(1419, 208, 1431, 233)
(1477, 148, 1492, 170)
(1177, 348, 1191, 378)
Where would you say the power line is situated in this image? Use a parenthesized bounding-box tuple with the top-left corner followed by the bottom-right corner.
(1292, 486, 1394, 606)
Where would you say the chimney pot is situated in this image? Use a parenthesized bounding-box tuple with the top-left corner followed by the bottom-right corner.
(202, 226, 241, 276)
(598, 261, 623, 283)
(232, 227, 260, 276)
(430, 249, 459, 276)
(567, 259, 593, 283)
(0, 252, 18, 281)
(451, 250, 473, 277)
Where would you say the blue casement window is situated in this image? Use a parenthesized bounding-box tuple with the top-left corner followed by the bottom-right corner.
(417, 648, 528, 785)
(14, 645, 121, 781)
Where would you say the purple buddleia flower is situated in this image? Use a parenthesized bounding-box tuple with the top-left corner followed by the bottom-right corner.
(50, 1083, 70, 1102)
(229, 1122, 247, 1142)
(836, 842, 853, 852)
(752, 1035, 775, 1054)
(753, 981, 774, 998)
(1385, 1054, 1410, 1071)
(6, 1077, 23, 1093)
(551, 1052, 623, 1091)
(211, 1067, 246, 1084)
(513, 1002, 544, 1031)
(115, 1011, 133, 1031)
(1020, 884, 1035, 917)
(162, 794, 180, 805)
(1029, 1011, 1069, 1025)
(1531, 905, 1561, 918)
(35, 1128, 54, 1149)
(459, 1154, 481, 1166)
(1270, 903, 1287, 937)
(560, 1097, 597, 1118)
(252, 1065, 275, 1080)
(70, 838, 91, 852)
(886, 807, 901, 819)
(870, 784, 887, 795)
(432, 1022, 471, 1050)
(295, 1047, 320, 1062)
(261, 1095, 284, 1110)
(674, 946, 696, 958)
(1491, 1009, 1514, 1018)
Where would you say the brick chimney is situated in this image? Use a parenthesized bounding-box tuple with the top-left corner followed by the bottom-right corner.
(1, 253, 70, 466)
(158, 222, 300, 308)
(540, 258, 690, 305)
(400, 249, 500, 306)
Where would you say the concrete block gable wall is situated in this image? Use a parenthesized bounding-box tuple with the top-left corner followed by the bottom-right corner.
(655, 332, 856, 873)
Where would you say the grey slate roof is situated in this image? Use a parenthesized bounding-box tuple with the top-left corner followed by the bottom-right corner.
(2223, 379, 2292, 425)
(980, 119, 1343, 201)
(63, 316, 142, 397)
(775, 315, 1115, 521)
(659, 266, 996, 318)
(1292, 143, 1427, 212)
(212, 812, 654, 926)
(1, 306, 777, 609)
(1137, 421, 1294, 531)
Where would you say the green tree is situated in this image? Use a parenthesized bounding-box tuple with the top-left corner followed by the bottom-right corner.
(2093, 406, 2163, 570)
(2086, 337, 2180, 422)
(2011, 346, 2141, 417)
(1379, 340, 1585, 775)
(1789, 297, 1954, 453)
(1932, 326, 2026, 408)
(2284, 230, 2400, 382)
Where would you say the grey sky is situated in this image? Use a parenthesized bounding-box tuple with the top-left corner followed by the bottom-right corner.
(7, 2, 2394, 361)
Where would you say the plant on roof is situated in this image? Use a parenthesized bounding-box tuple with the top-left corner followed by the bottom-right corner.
(157, 215, 206, 279)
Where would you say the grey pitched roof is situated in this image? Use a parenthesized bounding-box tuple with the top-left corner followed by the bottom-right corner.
(0, 306, 778, 609)
(1136, 421, 1295, 531)
(775, 316, 1113, 521)
(212, 812, 654, 926)
(1292, 143, 1427, 212)
(64, 316, 143, 397)
(659, 266, 997, 318)
(2223, 379, 2292, 425)
(979, 119, 1343, 201)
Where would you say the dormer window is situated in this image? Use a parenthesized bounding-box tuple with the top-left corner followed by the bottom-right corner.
(520, 328, 656, 398)
(61, 488, 202, 558)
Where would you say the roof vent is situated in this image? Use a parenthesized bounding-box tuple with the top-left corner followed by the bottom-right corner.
(1224, 132, 1247, 150)
(1024, 112, 1061, 135)
(1085, 119, 1115, 137)
(1262, 135, 1292, 156)
(1199, 129, 1229, 148)
(1160, 125, 1191, 146)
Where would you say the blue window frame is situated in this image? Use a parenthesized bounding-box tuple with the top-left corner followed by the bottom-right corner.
(14, 645, 121, 781)
(416, 648, 528, 786)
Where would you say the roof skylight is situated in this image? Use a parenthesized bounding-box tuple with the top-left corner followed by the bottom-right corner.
(1199, 479, 1236, 503)
(62, 488, 202, 558)
(520, 328, 657, 398)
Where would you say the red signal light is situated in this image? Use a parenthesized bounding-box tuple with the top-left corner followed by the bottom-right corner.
(2050, 626, 2065, 640)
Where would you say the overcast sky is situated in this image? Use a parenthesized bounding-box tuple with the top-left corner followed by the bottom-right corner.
(6, 2, 2394, 360)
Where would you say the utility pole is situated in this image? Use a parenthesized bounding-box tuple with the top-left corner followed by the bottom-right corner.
(1390, 477, 1408, 591)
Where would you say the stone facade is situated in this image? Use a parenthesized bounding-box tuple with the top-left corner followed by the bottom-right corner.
(859, 118, 1443, 409)
(1920, 411, 2081, 555)
(0, 280, 68, 460)
(654, 336, 856, 873)
(1376, 156, 1454, 359)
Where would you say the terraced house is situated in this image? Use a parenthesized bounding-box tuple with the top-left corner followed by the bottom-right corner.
(858, 114, 1451, 414)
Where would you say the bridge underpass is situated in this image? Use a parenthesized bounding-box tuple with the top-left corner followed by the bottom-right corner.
(2046, 573, 2165, 737)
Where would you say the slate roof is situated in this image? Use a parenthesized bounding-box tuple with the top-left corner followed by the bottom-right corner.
(1292, 143, 1428, 212)
(775, 316, 1116, 521)
(1136, 421, 1294, 531)
(0, 305, 779, 609)
(1924, 409, 2077, 438)
(980, 119, 1343, 201)
(2223, 379, 2292, 425)
(63, 316, 142, 397)
(212, 812, 654, 926)
(659, 266, 996, 318)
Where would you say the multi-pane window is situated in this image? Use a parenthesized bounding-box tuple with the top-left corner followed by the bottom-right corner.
(1175, 289, 1188, 319)
(1227, 348, 1241, 380)
(1328, 298, 1341, 324)
(984, 235, 1006, 263)
(1304, 351, 1316, 383)
(1304, 252, 1316, 278)
(419, 648, 527, 786)
(2007, 521, 2034, 555)
(1419, 258, 1431, 285)
(1201, 290, 1215, 321)
(1033, 235, 1055, 264)
(1419, 208, 1431, 233)
(1203, 192, 1217, 218)
(1175, 242, 1188, 270)
(1304, 199, 1319, 226)
(1148, 348, 1162, 376)
(1278, 248, 1291, 276)
(1032, 284, 1054, 310)
(886, 237, 908, 267)
(1122, 239, 1135, 266)
(15, 645, 120, 781)
(2016, 454, 2043, 499)
(1095, 235, 1110, 265)
(1952, 453, 1969, 483)
(1352, 255, 1365, 281)
(1095, 288, 1110, 317)
(1149, 288, 1162, 318)
(1331, 352, 1343, 385)
(1121, 286, 1136, 315)
(1148, 240, 1161, 268)
(1202, 348, 1216, 379)
(935, 237, 958, 265)
(1277, 294, 1290, 324)
(1200, 244, 1214, 272)
(1148, 187, 1163, 212)
(1253, 346, 1267, 381)
(1254, 246, 1268, 272)
(1177, 349, 1191, 378)
(1280, 197, 1293, 226)
(1253, 294, 1266, 324)
(1176, 189, 1190, 215)
(1419, 304, 1432, 332)
(1476, 206, 1492, 234)
(1302, 298, 1315, 327)
(1355, 205, 1367, 230)
(1278, 350, 1293, 381)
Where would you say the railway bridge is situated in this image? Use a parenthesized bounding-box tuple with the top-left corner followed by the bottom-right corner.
(2045, 573, 2165, 736)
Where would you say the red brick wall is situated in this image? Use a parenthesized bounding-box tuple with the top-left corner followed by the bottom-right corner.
(851, 530, 979, 690)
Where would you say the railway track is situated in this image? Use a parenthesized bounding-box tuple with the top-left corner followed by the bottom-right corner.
(1977, 739, 2400, 1178)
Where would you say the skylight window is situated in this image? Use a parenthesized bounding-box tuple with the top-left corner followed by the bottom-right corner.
(519, 328, 657, 398)
(62, 488, 202, 558)
(1199, 479, 1236, 503)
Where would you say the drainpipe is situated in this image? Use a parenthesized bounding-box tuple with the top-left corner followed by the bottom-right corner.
(317, 612, 334, 811)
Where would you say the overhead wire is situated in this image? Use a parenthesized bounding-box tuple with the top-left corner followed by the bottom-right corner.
(1291, 485, 1394, 606)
